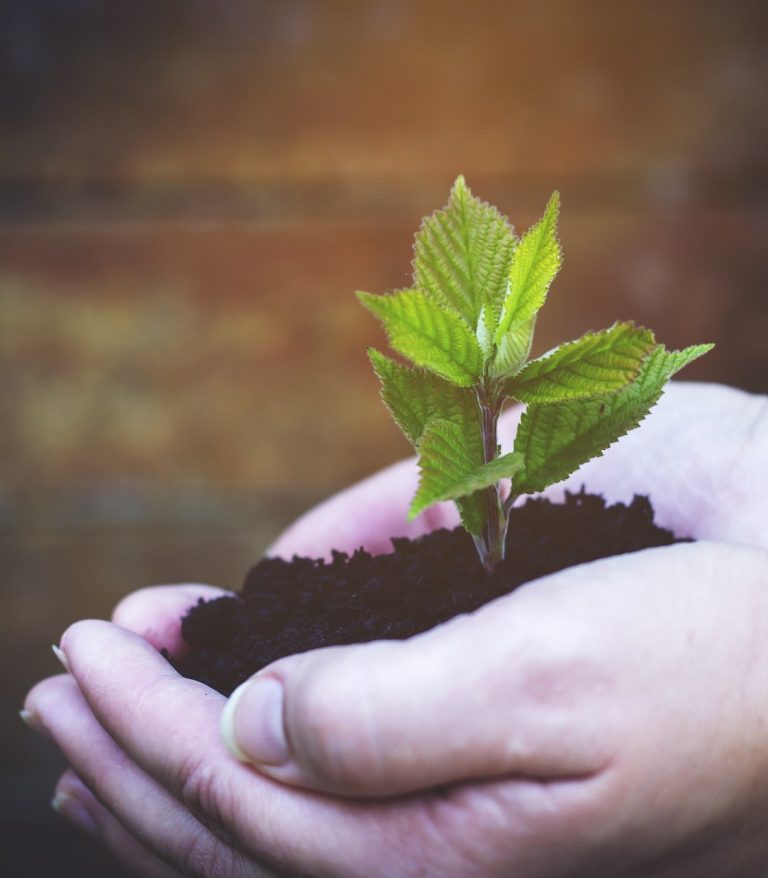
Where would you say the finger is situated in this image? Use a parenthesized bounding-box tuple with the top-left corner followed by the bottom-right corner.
(527, 382, 768, 546)
(219, 611, 611, 796)
(54, 770, 185, 878)
(54, 622, 329, 858)
(112, 584, 231, 656)
(269, 407, 528, 561)
(220, 541, 768, 797)
(52, 619, 511, 877)
(24, 674, 260, 877)
(267, 458, 458, 560)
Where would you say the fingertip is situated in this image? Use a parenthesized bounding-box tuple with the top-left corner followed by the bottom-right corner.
(59, 618, 112, 655)
(112, 583, 229, 627)
(112, 584, 230, 653)
(267, 458, 424, 561)
(52, 771, 99, 837)
(24, 672, 77, 727)
(57, 619, 109, 672)
(59, 620, 167, 683)
(22, 688, 44, 730)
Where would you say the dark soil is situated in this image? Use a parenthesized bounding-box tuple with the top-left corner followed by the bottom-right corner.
(174, 490, 684, 696)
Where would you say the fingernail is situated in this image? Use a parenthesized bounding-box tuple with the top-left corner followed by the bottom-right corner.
(220, 676, 288, 766)
(52, 791, 98, 836)
(52, 644, 71, 673)
(20, 706, 48, 736)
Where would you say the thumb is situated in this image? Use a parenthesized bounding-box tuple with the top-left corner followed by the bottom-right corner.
(217, 568, 614, 797)
(217, 542, 768, 798)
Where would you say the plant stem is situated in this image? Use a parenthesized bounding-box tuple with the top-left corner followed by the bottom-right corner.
(503, 491, 520, 516)
(476, 386, 508, 573)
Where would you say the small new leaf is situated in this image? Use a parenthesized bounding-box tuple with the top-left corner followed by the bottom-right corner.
(505, 322, 656, 404)
(475, 305, 494, 359)
(413, 175, 517, 327)
(491, 315, 537, 378)
(490, 192, 563, 378)
(409, 420, 524, 528)
(493, 192, 561, 370)
(512, 343, 714, 494)
(357, 289, 484, 386)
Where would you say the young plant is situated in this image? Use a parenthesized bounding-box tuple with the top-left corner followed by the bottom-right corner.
(358, 177, 713, 573)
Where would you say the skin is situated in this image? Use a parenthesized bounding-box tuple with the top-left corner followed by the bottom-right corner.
(23, 381, 768, 878)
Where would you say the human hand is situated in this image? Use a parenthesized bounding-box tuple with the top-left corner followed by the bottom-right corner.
(24, 382, 768, 877)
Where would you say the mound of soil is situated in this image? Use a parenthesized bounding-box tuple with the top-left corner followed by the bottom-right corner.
(174, 490, 683, 695)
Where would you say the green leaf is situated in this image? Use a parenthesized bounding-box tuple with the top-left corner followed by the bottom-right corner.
(512, 343, 714, 495)
(409, 420, 524, 529)
(367, 349, 479, 448)
(505, 322, 656, 404)
(357, 289, 484, 386)
(454, 494, 488, 537)
(490, 315, 537, 378)
(494, 191, 562, 350)
(663, 345, 716, 374)
(475, 305, 494, 359)
(412, 175, 517, 327)
(368, 350, 488, 534)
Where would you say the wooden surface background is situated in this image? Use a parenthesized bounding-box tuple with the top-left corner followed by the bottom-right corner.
(2, 1, 766, 874)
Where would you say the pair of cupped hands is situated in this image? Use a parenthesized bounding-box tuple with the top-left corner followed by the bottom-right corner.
(24, 382, 768, 878)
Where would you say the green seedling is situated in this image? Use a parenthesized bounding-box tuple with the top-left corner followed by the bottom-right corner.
(358, 177, 713, 573)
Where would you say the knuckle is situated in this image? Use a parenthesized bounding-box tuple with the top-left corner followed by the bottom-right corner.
(179, 751, 228, 820)
(176, 758, 252, 877)
(518, 624, 597, 706)
(174, 826, 237, 878)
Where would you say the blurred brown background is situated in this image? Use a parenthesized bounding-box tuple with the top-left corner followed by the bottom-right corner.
(2, 1, 766, 874)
